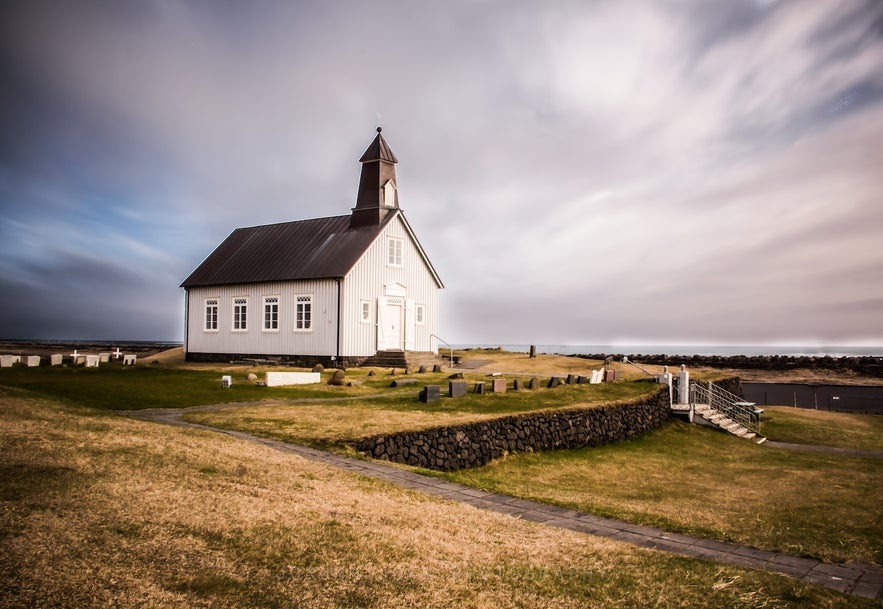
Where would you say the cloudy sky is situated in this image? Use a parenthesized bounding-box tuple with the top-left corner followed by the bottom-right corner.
(1, 0, 882, 347)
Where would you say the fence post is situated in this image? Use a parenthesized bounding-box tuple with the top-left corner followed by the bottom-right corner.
(678, 365, 690, 405)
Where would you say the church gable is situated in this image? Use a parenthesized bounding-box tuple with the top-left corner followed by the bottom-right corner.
(181, 128, 442, 363)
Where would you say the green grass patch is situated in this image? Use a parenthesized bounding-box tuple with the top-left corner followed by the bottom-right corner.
(437, 420, 883, 565)
(0, 364, 653, 412)
(2, 389, 878, 608)
(182, 382, 658, 450)
(761, 406, 883, 450)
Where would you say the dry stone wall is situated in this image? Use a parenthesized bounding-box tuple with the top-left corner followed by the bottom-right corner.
(355, 387, 670, 471)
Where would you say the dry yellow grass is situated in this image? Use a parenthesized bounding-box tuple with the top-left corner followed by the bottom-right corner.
(1, 390, 867, 608)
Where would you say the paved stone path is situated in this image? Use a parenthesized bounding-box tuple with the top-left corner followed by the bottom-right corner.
(129, 408, 883, 600)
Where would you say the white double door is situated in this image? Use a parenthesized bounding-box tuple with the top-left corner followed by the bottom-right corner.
(377, 296, 414, 351)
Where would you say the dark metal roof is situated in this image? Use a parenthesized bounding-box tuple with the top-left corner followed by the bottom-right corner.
(358, 128, 398, 163)
(180, 214, 391, 288)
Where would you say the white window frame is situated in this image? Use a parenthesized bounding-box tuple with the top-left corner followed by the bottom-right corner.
(388, 237, 404, 267)
(204, 298, 219, 332)
(416, 304, 425, 326)
(263, 296, 279, 332)
(360, 300, 372, 324)
(232, 297, 248, 332)
(294, 294, 313, 332)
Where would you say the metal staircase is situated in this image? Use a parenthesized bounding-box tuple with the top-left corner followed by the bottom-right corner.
(689, 382, 766, 443)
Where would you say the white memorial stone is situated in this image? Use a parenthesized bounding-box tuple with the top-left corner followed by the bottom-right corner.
(51, 354, 63, 366)
(221, 375, 232, 388)
(123, 354, 137, 366)
(99, 353, 111, 363)
(265, 371, 321, 387)
(112, 348, 123, 360)
(26, 356, 41, 367)
(1, 355, 16, 368)
(85, 355, 100, 368)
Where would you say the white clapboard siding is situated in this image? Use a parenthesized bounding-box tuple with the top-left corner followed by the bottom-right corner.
(339, 214, 441, 356)
(186, 280, 339, 356)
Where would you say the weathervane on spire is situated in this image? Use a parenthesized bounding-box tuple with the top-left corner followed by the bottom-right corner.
(376, 112, 383, 132)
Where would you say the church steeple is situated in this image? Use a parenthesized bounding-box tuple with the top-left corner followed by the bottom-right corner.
(350, 127, 400, 228)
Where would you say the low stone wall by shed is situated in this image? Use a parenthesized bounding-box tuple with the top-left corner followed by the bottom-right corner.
(355, 387, 670, 471)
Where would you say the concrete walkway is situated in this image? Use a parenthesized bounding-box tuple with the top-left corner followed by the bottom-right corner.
(128, 408, 883, 600)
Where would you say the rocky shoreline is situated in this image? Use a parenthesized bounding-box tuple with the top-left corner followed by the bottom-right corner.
(574, 352, 883, 378)
(0, 340, 180, 359)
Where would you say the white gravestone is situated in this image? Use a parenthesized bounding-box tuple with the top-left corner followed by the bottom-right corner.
(85, 355, 100, 368)
(265, 371, 321, 387)
(123, 354, 137, 366)
(99, 353, 111, 363)
(51, 354, 63, 366)
(26, 356, 41, 367)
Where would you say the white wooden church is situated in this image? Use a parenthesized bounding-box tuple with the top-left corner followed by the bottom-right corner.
(180, 128, 443, 366)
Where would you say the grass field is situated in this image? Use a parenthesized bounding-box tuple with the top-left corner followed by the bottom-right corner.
(435, 418, 883, 565)
(761, 406, 883, 450)
(1, 389, 876, 609)
(2, 350, 882, 607)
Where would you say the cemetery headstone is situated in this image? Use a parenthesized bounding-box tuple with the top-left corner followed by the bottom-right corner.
(419, 385, 440, 403)
(391, 378, 418, 387)
(448, 380, 467, 398)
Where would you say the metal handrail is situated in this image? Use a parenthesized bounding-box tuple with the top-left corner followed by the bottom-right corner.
(430, 334, 454, 368)
(621, 356, 655, 379)
(690, 381, 762, 434)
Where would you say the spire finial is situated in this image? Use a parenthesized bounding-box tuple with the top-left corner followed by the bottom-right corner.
(376, 112, 383, 133)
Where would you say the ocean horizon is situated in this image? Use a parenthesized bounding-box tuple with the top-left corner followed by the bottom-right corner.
(452, 344, 883, 358)
(3, 339, 881, 359)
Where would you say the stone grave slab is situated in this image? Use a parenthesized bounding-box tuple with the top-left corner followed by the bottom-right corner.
(419, 385, 441, 403)
(449, 380, 467, 398)
(266, 371, 321, 387)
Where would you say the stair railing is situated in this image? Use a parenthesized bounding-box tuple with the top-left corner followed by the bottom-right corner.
(430, 334, 454, 368)
(690, 382, 762, 434)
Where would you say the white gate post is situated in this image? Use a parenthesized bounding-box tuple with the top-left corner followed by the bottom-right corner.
(658, 365, 673, 406)
(678, 364, 690, 406)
